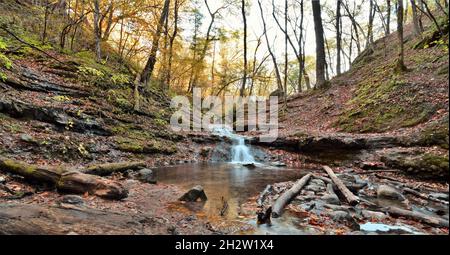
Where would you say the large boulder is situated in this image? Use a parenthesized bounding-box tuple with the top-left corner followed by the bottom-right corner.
(179, 185, 208, 202)
(136, 168, 156, 184)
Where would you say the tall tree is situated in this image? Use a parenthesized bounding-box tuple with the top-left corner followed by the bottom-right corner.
(94, 0, 101, 62)
(386, 0, 391, 35)
(140, 0, 171, 85)
(283, 0, 288, 99)
(240, 0, 248, 97)
(258, 0, 283, 93)
(188, 0, 228, 94)
(366, 0, 376, 48)
(410, 0, 422, 36)
(166, 0, 181, 89)
(336, 0, 342, 75)
(396, 0, 407, 72)
(312, 0, 327, 89)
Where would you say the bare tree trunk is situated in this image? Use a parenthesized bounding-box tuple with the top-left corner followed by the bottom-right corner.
(396, 0, 407, 72)
(336, 0, 342, 75)
(258, 0, 283, 92)
(367, 0, 375, 48)
(42, 0, 50, 44)
(298, 0, 305, 92)
(312, 0, 327, 89)
(240, 0, 248, 97)
(386, 0, 391, 35)
(166, 0, 180, 89)
(283, 0, 288, 104)
(410, 0, 422, 36)
(94, 0, 101, 62)
(140, 0, 171, 85)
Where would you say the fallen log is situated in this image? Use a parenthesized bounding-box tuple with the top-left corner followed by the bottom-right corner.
(360, 169, 401, 173)
(384, 206, 449, 228)
(323, 166, 359, 206)
(312, 174, 366, 194)
(374, 174, 445, 193)
(82, 161, 146, 176)
(403, 187, 449, 205)
(272, 174, 312, 218)
(0, 157, 128, 200)
(257, 185, 273, 207)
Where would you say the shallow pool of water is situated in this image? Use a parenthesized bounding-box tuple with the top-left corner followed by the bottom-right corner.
(153, 163, 308, 233)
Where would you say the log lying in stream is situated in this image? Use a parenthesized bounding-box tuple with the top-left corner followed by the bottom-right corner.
(383, 206, 449, 228)
(82, 161, 146, 176)
(272, 174, 312, 218)
(323, 166, 360, 206)
(403, 187, 449, 205)
(0, 157, 128, 200)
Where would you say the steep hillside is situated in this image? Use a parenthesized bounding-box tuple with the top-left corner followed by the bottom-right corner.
(0, 1, 205, 168)
(281, 17, 448, 137)
(260, 15, 449, 180)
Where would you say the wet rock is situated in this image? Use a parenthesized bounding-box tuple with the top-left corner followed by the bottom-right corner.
(430, 193, 449, 201)
(199, 147, 212, 157)
(321, 194, 340, 205)
(323, 204, 351, 212)
(361, 210, 388, 220)
(58, 195, 84, 205)
(305, 184, 325, 193)
(243, 163, 256, 169)
(137, 168, 156, 184)
(270, 161, 287, 167)
(179, 185, 208, 202)
(337, 173, 356, 183)
(377, 185, 405, 201)
(328, 210, 360, 230)
(328, 210, 351, 222)
(300, 190, 316, 197)
(309, 179, 326, 187)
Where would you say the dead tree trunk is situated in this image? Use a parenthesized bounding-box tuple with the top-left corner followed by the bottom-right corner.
(403, 187, 449, 205)
(384, 206, 449, 228)
(0, 157, 128, 200)
(272, 173, 312, 217)
(323, 166, 359, 206)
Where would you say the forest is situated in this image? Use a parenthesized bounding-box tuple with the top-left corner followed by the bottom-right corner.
(0, 0, 449, 235)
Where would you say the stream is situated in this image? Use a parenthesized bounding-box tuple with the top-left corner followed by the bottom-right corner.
(153, 163, 311, 234)
(152, 127, 449, 235)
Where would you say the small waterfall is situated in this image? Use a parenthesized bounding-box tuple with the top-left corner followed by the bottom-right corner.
(211, 125, 256, 165)
(231, 136, 256, 164)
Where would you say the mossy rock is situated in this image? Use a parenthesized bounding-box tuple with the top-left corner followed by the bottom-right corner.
(414, 115, 449, 149)
(381, 150, 449, 181)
